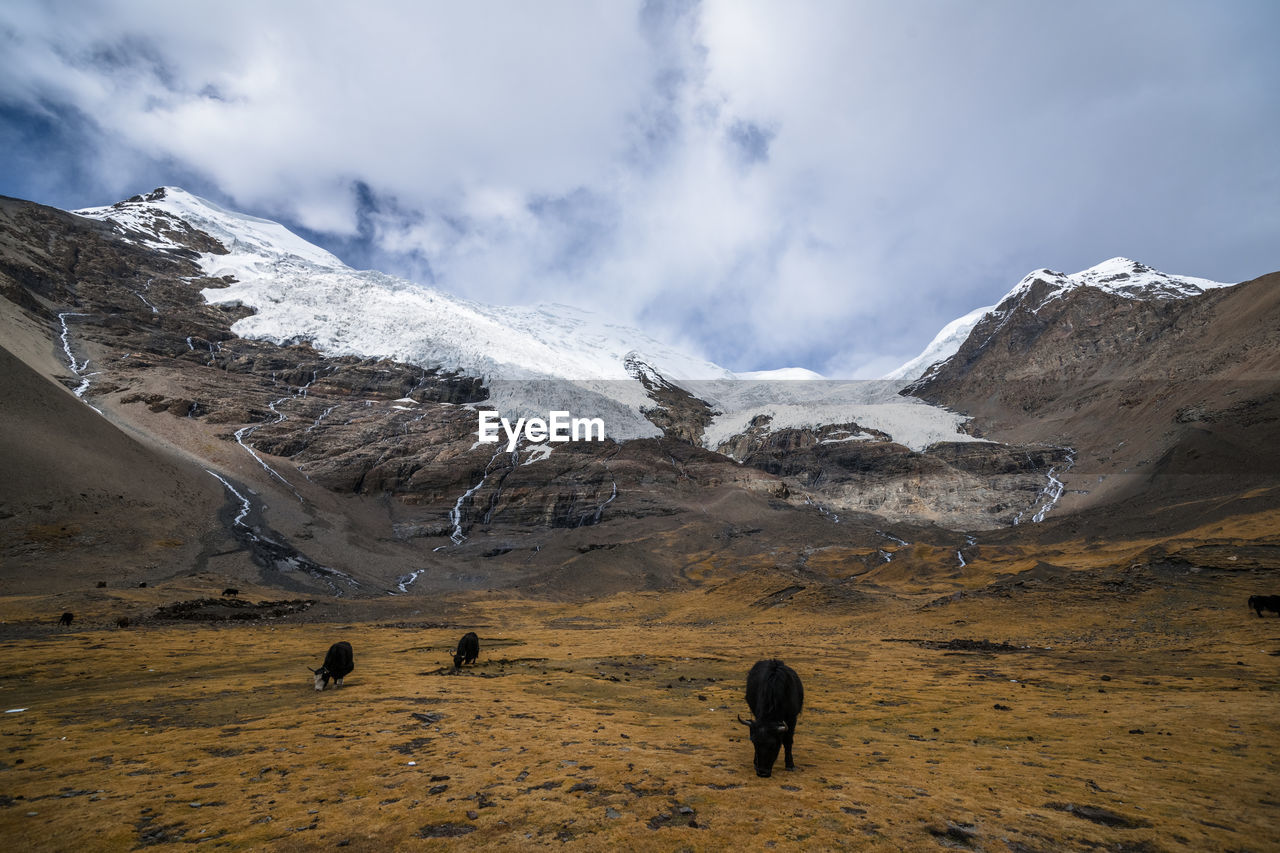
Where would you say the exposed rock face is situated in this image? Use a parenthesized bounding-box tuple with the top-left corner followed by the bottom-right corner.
(907, 269, 1280, 514)
(0, 195, 801, 593)
(9, 191, 1271, 597)
(625, 352, 715, 444)
(713, 417, 1070, 528)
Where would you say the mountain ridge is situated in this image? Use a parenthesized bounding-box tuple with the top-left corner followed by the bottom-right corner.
(887, 257, 1236, 382)
(72, 187, 982, 451)
(2, 187, 1274, 601)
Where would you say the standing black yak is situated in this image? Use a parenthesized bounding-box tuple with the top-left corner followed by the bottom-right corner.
(1249, 595, 1280, 616)
(739, 659, 804, 777)
(312, 641, 354, 691)
(57, 611, 74, 627)
(453, 632, 479, 669)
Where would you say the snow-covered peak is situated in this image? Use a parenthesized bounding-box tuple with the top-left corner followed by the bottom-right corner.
(72, 188, 983, 449)
(75, 187, 732, 384)
(886, 257, 1235, 381)
(737, 367, 827, 381)
(76, 187, 344, 269)
(883, 304, 994, 381)
(1000, 257, 1232, 312)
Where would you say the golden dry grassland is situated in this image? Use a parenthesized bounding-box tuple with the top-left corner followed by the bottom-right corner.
(1, 560, 1278, 851)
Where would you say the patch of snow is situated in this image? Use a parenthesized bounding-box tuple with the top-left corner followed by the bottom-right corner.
(1001, 257, 1231, 314)
(521, 443, 554, 465)
(690, 379, 983, 453)
(883, 304, 994, 380)
(736, 367, 827, 380)
(817, 433, 875, 444)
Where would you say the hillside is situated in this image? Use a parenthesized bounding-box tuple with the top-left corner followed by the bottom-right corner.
(906, 266, 1280, 517)
(1, 188, 1278, 852)
(0, 190, 1104, 596)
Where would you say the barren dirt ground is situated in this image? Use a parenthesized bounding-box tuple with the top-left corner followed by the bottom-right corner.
(1, 564, 1278, 852)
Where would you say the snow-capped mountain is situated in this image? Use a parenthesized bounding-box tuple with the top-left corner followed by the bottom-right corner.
(5, 185, 1274, 596)
(886, 257, 1235, 381)
(75, 188, 978, 450)
(1000, 257, 1232, 311)
(76, 188, 733, 385)
(7, 186, 1270, 595)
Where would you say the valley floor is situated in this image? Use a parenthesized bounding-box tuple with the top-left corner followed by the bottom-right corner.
(1, 565, 1278, 852)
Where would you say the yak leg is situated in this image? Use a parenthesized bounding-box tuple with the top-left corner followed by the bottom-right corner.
(782, 727, 796, 770)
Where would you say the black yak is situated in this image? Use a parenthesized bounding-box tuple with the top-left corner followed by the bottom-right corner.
(453, 632, 479, 669)
(1249, 595, 1280, 617)
(222, 588, 239, 597)
(739, 659, 804, 777)
(57, 612, 74, 627)
(312, 641, 354, 691)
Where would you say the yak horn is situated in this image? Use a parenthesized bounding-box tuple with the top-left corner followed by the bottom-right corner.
(737, 714, 753, 727)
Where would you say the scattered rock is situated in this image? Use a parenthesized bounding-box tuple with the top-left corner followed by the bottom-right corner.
(1044, 802, 1151, 829)
(416, 823, 475, 838)
(927, 820, 979, 850)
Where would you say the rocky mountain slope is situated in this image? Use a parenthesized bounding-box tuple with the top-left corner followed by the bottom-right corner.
(905, 259, 1280, 516)
(1, 189, 1275, 598)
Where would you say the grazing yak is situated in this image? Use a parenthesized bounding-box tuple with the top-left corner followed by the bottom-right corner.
(1249, 595, 1280, 617)
(739, 659, 804, 778)
(222, 588, 239, 597)
(453, 632, 479, 669)
(312, 641, 354, 691)
(57, 612, 74, 627)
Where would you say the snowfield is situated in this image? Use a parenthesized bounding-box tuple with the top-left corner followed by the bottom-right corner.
(691, 379, 980, 453)
(1002, 257, 1231, 312)
(74, 188, 1021, 450)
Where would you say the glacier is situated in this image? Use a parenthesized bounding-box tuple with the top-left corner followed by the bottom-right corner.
(75, 187, 986, 451)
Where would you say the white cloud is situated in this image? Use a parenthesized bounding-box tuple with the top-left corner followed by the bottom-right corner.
(1, 0, 1277, 376)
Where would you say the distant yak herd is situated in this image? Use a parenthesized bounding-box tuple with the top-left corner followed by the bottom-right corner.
(310, 631, 806, 778)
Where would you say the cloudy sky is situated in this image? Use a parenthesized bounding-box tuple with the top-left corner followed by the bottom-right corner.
(2, 1, 1277, 377)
